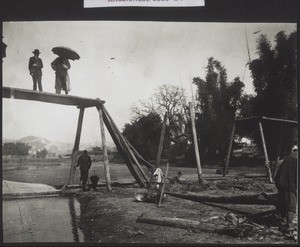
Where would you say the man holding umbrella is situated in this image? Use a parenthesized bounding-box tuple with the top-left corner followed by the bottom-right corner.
(51, 55, 71, 94)
(51, 46, 80, 95)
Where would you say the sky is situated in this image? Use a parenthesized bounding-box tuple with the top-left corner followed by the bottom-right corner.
(2, 21, 296, 144)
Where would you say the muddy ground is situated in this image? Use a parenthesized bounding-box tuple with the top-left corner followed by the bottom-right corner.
(73, 177, 297, 244)
(3, 160, 298, 244)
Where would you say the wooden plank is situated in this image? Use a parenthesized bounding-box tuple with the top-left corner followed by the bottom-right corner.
(101, 106, 147, 186)
(235, 116, 297, 125)
(2, 86, 104, 107)
(155, 112, 168, 167)
(102, 105, 150, 185)
(258, 121, 273, 183)
(98, 107, 112, 191)
(223, 122, 235, 176)
(166, 192, 275, 205)
(189, 102, 203, 184)
(127, 142, 155, 171)
(67, 108, 85, 185)
(100, 106, 146, 186)
(137, 215, 252, 237)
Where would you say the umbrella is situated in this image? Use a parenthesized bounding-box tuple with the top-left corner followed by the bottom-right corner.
(52, 46, 80, 60)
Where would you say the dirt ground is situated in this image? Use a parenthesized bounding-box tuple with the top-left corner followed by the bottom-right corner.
(3, 160, 298, 244)
(73, 177, 297, 244)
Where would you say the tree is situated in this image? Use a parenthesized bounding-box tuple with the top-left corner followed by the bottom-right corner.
(2, 142, 31, 156)
(130, 84, 189, 160)
(248, 31, 297, 159)
(131, 84, 188, 140)
(122, 112, 162, 160)
(36, 148, 48, 158)
(193, 57, 245, 163)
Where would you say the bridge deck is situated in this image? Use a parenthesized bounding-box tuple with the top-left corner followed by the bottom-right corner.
(2, 87, 105, 108)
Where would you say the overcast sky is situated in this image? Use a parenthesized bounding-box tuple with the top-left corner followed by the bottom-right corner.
(2, 21, 296, 144)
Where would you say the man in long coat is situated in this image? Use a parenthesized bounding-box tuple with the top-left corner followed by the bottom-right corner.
(275, 145, 298, 233)
(51, 56, 71, 94)
(76, 150, 92, 190)
(28, 49, 43, 91)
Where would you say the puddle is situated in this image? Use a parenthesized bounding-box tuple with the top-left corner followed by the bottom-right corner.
(3, 196, 84, 243)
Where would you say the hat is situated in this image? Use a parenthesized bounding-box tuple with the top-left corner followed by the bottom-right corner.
(292, 145, 298, 152)
(32, 49, 40, 54)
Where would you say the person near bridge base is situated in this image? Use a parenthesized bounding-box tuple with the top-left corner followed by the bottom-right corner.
(76, 150, 92, 190)
(274, 145, 298, 233)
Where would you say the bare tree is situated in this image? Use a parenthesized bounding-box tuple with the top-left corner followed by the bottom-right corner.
(131, 84, 188, 140)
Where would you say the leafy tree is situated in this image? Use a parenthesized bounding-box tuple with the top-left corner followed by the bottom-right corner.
(36, 148, 48, 158)
(122, 112, 162, 160)
(2, 142, 31, 156)
(248, 31, 297, 159)
(193, 57, 245, 163)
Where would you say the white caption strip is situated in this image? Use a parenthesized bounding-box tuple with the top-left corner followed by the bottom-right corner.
(84, 0, 205, 8)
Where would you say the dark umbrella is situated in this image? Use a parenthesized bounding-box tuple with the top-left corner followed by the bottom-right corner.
(52, 46, 80, 60)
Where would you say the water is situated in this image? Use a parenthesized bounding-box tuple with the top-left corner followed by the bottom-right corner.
(3, 196, 84, 243)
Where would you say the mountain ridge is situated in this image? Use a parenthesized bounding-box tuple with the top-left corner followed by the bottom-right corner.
(3, 135, 116, 155)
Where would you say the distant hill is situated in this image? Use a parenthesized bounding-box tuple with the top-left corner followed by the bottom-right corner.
(3, 136, 116, 155)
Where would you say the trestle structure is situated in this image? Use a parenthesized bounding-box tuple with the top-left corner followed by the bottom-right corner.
(3, 87, 154, 189)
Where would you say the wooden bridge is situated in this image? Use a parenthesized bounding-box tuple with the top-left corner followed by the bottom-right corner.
(3, 87, 154, 189)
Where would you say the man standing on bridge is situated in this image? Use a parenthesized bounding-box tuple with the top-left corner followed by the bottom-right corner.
(28, 49, 43, 91)
(77, 150, 92, 190)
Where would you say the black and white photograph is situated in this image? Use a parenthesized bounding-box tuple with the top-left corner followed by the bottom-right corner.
(1, 1, 299, 245)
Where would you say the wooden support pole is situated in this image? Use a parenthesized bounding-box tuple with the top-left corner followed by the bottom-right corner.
(258, 121, 273, 183)
(223, 122, 236, 176)
(155, 112, 168, 167)
(189, 102, 203, 184)
(98, 107, 112, 191)
(158, 163, 169, 207)
(67, 107, 85, 186)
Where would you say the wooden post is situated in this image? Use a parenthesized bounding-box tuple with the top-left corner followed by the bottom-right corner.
(67, 107, 85, 186)
(158, 163, 169, 207)
(98, 106, 112, 191)
(189, 102, 203, 184)
(223, 122, 235, 176)
(258, 121, 273, 183)
(155, 112, 168, 167)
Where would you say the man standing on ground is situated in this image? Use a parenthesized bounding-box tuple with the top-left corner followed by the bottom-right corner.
(77, 150, 92, 190)
(28, 49, 43, 91)
(275, 145, 298, 234)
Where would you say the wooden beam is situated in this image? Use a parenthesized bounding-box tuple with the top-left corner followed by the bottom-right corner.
(67, 108, 85, 185)
(166, 192, 275, 205)
(155, 112, 168, 167)
(235, 116, 297, 125)
(127, 142, 155, 171)
(189, 102, 203, 184)
(98, 107, 112, 191)
(137, 215, 252, 237)
(223, 122, 235, 176)
(258, 121, 273, 183)
(2, 86, 104, 107)
(100, 105, 148, 187)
